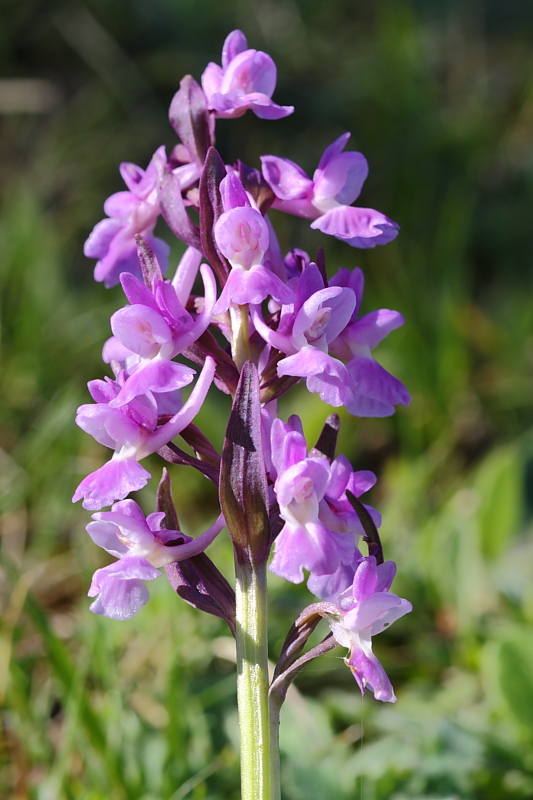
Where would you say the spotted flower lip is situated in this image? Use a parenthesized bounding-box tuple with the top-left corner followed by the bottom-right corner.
(261, 133, 399, 248)
(201, 29, 294, 120)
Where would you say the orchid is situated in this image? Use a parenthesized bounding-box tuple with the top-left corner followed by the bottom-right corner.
(261, 133, 399, 248)
(328, 556, 412, 701)
(201, 29, 294, 120)
(75, 29, 412, 800)
(269, 416, 380, 586)
(329, 267, 411, 415)
(72, 357, 215, 510)
(213, 173, 295, 312)
(84, 147, 171, 287)
(87, 499, 225, 619)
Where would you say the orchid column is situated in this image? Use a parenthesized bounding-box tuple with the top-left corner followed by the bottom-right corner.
(74, 29, 412, 800)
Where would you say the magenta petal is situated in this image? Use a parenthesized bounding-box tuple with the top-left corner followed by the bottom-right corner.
(221, 49, 277, 97)
(347, 309, 405, 349)
(261, 155, 313, 201)
(120, 273, 159, 310)
(307, 560, 358, 602)
(72, 458, 151, 510)
(222, 30, 248, 69)
(84, 218, 122, 259)
(351, 556, 378, 601)
(214, 206, 269, 270)
(375, 560, 397, 593)
(88, 556, 160, 620)
(269, 520, 342, 584)
(278, 350, 353, 407)
(347, 469, 378, 497)
(314, 151, 369, 206)
(311, 206, 399, 248)
(87, 377, 118, 404)
(214, 265, 294, 313)
(75, 404, 139, 449)
(250, 97, 294, 120)
(345, 357, 410, 417)
(345, 592, 403, 631)
(346, 646, 396, 702)
(370, 598, 412, 635)
(306, 358, 354, 407)
(220, 172, 250, 211)
(111, 305, 173, 358)
(86, 520, 129, 558)
(201, 62, 223, 98)
(326, 455, 353, 498)
(316, 133, 352, 170)
(110, 361, 195, 407)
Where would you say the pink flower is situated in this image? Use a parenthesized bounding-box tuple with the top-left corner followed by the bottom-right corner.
(328, 556, 412, 702)
(84, 147, 170, 287)
(87, 499, 225, 619)
(213, 173, 295, 312)
(261, 133, 399, 248)
(201, 30, 293, 120)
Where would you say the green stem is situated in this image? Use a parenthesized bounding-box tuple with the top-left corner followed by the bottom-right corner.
(231, 304, 251, 371)
(268, 697, 281, 800)
(235, 557, 271, 800)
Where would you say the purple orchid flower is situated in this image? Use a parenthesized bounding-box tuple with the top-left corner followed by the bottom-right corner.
(106, 262, 216, 408)
(87, 499, 225, 619)
(201, 30, 293, 121)
(252, 263, 356, 407)
(84, 147, 171, 288)
(213, 173, 295, 313)
(268, 416, 378, 584)
(72, 357, 216, 510)
(329, 268, 411, 416)
(102, 337, 185, 417)
(328, 556, 412, 702)
(261, 133, 399, 248)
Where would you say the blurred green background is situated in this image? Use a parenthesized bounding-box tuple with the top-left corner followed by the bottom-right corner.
(1, 0, 533, 797)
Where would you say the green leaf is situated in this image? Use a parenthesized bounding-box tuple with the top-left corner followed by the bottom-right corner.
(498, 633, 533, 733)
(474, 445, 522, 561)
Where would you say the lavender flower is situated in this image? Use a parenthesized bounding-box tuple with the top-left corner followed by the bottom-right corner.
(87, 499, 225, 619)
(269, 416, 379, 584)
(328, 556, 412, 701)
(329, 268, 411, 416)
(252, 263, 356, 407)
(84, 147, 171, 287)
(201, 30, 293, 120)
(72, 357, 216, 510)
(213, 173, 295, 313)
(108, 263, 216, 407)
(261, 133, 399, 248)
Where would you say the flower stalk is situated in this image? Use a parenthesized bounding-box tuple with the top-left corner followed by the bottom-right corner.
(235, 556, 271, 800)
(73, 26, 414, 800)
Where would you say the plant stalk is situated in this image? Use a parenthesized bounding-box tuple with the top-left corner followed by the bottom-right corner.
(235, 556, 272, 800)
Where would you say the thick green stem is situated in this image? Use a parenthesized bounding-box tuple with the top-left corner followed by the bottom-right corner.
(235, 557, 271, 800)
